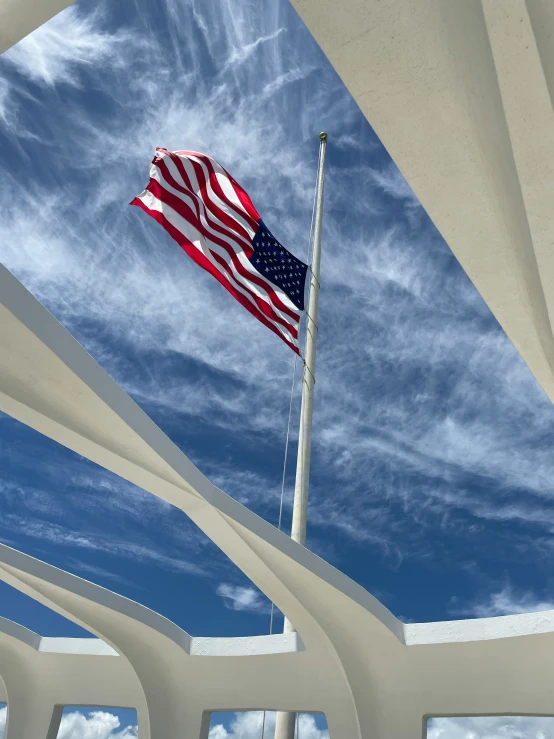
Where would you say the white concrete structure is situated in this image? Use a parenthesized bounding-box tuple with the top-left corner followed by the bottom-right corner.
(0, 546, 299, 739)
(3, 1, 554, 736)
(3, 0, 554, 403)
(4, 264, 554, 738)
(289, 0, 554, 405)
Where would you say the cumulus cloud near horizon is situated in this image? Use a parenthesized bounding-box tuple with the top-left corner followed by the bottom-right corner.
(3, 705, 554, 739)
(0, 706, 329, 739)
(209, 711, 329, 739)
(428, 715, 554, 739)
(0, 707, 137, 739)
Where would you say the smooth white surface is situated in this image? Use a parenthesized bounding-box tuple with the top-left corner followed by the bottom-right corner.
(0, 0, 75, 55)
(288, 0, 554, 404)
(4, 264, 554, 739)
(2, 2, 554, 734)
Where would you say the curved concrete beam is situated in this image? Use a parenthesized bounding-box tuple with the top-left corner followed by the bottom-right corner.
(3, 545, 554, 739)
(0, 264, 363, 736)
(4, 265, 554, 736)
(288, 0, 554, 403)
(0, 0, 75, 55)
(0, 612, 133, 739)
(0, 548, 304, 739)
(0, 265, 399, 641)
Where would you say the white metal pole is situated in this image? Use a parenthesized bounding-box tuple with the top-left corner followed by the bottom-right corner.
(273, 132, 327, 739)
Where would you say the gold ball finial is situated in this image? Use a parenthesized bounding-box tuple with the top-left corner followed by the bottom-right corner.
(319, 132, 328, 141)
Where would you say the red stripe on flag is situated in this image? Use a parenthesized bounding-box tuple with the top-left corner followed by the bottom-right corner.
(130, 197, 300, 353)
(186, 155, 256, 239)
(208, 249, 298, 340)
(222, 169, 262, 224)
(146, 178, 300, 330)
(154, 158, 253, 256)
(178, 150, 261, 231)
(162, 152, 255, 251)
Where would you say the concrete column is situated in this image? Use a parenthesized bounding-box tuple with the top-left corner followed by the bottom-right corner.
(4, 699, 62, 739)
(180, 709, 210, 739)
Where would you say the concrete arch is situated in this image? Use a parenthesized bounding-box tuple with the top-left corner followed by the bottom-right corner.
(4, 266, 554, 736)
(3, 0, 554, 735)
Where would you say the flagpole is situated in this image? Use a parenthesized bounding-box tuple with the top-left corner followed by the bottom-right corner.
(273, 132, 328, 739)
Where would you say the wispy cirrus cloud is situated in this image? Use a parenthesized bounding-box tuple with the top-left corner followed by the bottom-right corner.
(224, 28, 285, 68)
(453, 584, 554, 619)
(0, 79, 13, 128)
(367, 163, 420, 208)
(1, 0, 554, 629)
(0, 459, 210, 581)
(1, 513, 206, 577)
(2, 8, 554, 739)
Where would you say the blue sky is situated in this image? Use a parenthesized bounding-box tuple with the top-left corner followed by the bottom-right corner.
(2, 0, 554, 737)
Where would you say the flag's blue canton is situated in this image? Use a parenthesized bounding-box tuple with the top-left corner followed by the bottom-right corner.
(249, 220, 308, 311)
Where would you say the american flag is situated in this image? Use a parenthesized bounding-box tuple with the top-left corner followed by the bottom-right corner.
(131, 148, 308, 353)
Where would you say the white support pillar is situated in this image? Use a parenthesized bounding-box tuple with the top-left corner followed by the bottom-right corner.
(4, 699, 62, 739)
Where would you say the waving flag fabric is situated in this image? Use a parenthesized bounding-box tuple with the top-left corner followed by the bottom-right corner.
(131, 148, 308, 353)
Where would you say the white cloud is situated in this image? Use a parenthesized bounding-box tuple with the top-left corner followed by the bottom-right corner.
(216, 583, 270, 613)
(0, 473, 208, 579)
(1, 6, 137, 87)
(2, 0, 554, 602)
(333, 133, 362, 149)
(2, 706, 554, 739)
(4, 513, 206, 576)
(0, 707, 137, 739)
(367, 163, 421, 210)
(461, 586, 554, 618)
(428, 715, 554, 739)
(57, 710, 137, 739)
(1, 12, 554, 739)
(261, 66, 315, 98)
(0, 79, 12, 128)
(225, 28, 285, 68)
(209, 711, 328, 739)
